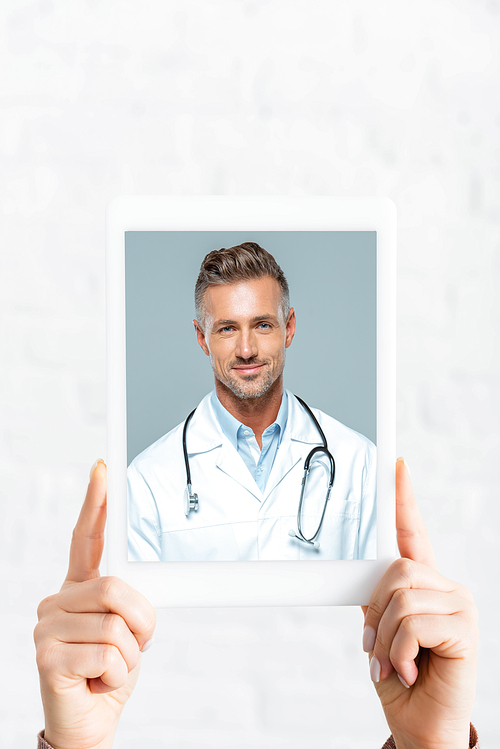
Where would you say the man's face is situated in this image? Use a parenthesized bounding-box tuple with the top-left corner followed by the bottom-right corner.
(194, 276, 296, 400)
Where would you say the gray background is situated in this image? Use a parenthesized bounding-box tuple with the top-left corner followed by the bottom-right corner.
(125, 231, 376, 463)
(1, 2, 498, 747)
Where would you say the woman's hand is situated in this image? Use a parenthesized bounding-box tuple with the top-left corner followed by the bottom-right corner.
(363, 459, 478, 749)
(34, 461, 156, 749)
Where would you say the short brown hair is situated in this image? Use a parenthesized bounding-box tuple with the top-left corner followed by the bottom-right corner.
(195, 242, 290, 328)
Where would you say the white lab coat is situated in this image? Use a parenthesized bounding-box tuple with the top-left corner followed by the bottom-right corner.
(127, 390, 376, 561)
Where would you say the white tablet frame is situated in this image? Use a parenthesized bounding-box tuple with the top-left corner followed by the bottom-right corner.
(106, 196, 396, 607)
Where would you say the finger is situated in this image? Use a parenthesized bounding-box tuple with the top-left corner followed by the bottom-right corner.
(56, 576, 156, 651)
(395, 458, 436, 568)
(71, 643, 130, 691)
(38, 642, 129, 692)
(388, 612, 474, 688)
(45, 611, 142, 675)
(66, 460, 107, 584)
(363, 557, 455, 651)
(372, 587, 469, 681)
(88, 669, 138, 695)
(360, 459, 433, 624)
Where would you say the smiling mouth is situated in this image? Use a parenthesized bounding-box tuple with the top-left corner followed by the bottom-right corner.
(232, 363, 266, 375)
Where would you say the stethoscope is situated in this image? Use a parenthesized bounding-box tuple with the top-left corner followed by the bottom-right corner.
(182, 396, 336, 549)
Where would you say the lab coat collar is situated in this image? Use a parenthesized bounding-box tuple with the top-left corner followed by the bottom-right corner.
(185, 393, 225, 454)
(262, 390, 323, 500)
(185, 395, 262, 501)
(286, 390, 325, 445)
(186, 390, 323, 455)
(216, 441, 263, 501)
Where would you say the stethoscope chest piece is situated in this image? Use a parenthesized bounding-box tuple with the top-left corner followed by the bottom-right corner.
(185, 483, 199, 517)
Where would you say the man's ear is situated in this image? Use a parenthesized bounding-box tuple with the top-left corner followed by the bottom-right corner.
(285, 308, 296, 349)
(193, 320, 210, 356)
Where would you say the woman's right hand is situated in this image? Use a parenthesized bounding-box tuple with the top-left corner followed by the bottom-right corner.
(363, 460, 478, 749)
(34, 461, 156, 749)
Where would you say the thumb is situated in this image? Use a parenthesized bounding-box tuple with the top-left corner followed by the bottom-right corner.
(396, 457, 436, 568)
(65, 459, 107, 584)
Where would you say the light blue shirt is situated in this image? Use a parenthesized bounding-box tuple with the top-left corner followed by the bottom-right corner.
(210, 390, 289, 494)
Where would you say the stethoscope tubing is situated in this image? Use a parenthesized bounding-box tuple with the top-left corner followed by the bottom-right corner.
(182, 395, 336, 546)
(292, 396, 336, 545)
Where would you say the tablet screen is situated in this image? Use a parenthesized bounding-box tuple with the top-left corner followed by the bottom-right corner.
(125, 231, 377, 562)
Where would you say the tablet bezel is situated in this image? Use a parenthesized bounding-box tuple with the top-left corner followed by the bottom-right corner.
(106, 196, 396, 607)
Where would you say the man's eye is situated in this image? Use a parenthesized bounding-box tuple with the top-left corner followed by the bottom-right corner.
(220, 326, 234, 333)
(257, 323, 271, 329)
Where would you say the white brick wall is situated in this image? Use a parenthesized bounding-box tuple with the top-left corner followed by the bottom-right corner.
(1, 1, 498, 746)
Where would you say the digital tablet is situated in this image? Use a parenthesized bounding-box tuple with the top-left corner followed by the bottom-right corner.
(106, 196, 396, 607)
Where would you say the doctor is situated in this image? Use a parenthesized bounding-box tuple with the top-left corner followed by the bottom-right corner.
(128, 242, 376, 561)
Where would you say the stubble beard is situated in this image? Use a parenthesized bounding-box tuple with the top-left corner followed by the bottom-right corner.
(211, 355, 285, 401)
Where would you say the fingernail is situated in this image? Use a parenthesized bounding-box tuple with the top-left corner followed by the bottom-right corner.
(362, 625, 377, 653)
(370, 656, 381, 683)
(141, 637, 154, 652)
(89, 459, 105, 480)
(396, 457, 411, 478)
(397, 673, 410, 689)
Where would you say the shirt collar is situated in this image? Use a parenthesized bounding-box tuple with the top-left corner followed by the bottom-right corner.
(210, 389, 288, 451)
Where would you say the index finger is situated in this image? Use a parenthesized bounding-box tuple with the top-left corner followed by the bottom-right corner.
(361, 458, 435, 620)
(66, 460, 107, 584)
(395, 458, 436, 568)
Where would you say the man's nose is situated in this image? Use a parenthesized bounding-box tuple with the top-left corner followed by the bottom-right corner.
(235, 329, 258, 360)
